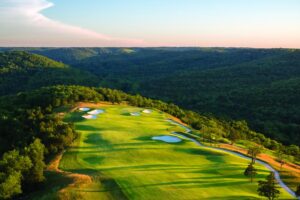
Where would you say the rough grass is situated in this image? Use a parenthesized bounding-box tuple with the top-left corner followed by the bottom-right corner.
(59, 105, 295, 200)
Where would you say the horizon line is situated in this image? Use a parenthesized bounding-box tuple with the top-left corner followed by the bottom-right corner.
(0, 46, 299, 50)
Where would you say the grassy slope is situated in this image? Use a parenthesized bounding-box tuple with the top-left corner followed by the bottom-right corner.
(59, 105, 294, 199)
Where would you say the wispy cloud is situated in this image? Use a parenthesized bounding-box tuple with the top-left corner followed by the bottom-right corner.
(0, 0, 145, 47)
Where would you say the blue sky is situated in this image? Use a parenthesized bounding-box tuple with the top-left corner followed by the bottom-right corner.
(0, 0, 300, 47)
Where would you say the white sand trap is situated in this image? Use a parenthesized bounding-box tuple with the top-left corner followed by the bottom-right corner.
(143, 109, 152, 114)
(79, 107, 90, 112)
(88, 109, 104, 115)
(82, 115, 97, 119)
(130, 112, 141, 116)
(152, 136, 182, 143)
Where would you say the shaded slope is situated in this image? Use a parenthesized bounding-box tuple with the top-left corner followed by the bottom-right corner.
(0, 51, 98, 95)
(142, 51, 300, 144)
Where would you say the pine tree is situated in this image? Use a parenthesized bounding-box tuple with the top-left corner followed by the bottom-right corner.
(258, 172, 280, 200)
(244, 163, 257, 182)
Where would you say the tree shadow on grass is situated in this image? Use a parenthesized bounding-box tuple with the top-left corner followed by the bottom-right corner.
(134, 135, 153, 141)
(64, 112, 85, 123)
(181, 180, 248, 189)
(84, 133, 111, 146)
(181, 173, 246, 180)
(65, 147, 156, 156)
(100, 176, 128, 200)
(83, 156, 105, 165)
(134, 179, 247, 190)
(126, 178, 247, 190)
(134, 164, 209, 172)
(99, 164, 183, 172)
(75, 124, 104, 131)
(113, 141, 155, 147)
(121, 112, 131, 116)
(174, 147, 225, 163)
(199, 196, 258, 200)
(64, 150, 103, 155)
(22, 171, 74, 200)
(67, 169, 128, 200)
(69, 168, 100, 176)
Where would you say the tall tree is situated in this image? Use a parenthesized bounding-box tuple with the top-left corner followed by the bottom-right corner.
(228, 130, 241, 145)
(0, 150, 32, 199)
(0, 150, 32, 176)
(248, 145, 262, 164)
(258, 172, 280, 200)
(0, 171, 22, 200)
(275, 150, 286, 170)
(244, 163, 257, 182)
(24, 139, 46, 184)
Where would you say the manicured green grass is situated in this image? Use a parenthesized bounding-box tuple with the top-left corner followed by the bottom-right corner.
(60, 105, 294, 199)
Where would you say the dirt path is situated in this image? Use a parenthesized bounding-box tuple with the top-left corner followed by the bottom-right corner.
(220, 144, 300, 173)
(47, 153, 92, 197)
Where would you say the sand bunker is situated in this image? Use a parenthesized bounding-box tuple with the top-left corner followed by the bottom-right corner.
(82, 115, 97, 119)
(130, 112, 141, 116)
(143, 109, 152, 114)
(88, 109, 104, 115)
(79, 107, 90, 112)
(82, 109, 104, 119)
(152, 136, 182, 143)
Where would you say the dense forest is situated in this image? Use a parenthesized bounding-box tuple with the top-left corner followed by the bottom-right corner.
(0, 51, 98, 95)
(0, 48, 299, 146)
(4, 47, 297, 146)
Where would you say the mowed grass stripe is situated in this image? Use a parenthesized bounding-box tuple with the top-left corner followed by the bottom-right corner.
(60, 105, 294, 200)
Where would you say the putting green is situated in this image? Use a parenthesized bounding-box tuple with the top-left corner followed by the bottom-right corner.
(60, 105, 294, 200)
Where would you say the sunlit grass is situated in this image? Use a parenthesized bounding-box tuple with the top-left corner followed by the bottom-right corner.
(59, 105, 294, 199)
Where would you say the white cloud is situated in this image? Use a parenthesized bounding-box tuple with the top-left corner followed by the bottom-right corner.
(0, 0, 145, 47)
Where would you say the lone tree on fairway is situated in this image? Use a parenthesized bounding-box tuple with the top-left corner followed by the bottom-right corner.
(258, 172, 280, 200)
(275, 150, 286, 170)
(248, 145, 262, 164)
(244, 163, 257, 182)
(296, 184, 300, 197)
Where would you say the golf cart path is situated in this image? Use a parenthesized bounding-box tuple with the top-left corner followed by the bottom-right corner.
(167, 119, 298, 199)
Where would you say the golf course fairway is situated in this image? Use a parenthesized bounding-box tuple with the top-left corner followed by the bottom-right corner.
(60, 105, 295, 200)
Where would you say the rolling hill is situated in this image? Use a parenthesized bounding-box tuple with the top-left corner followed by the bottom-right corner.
(1, 48, 300, 146)
(8, 47, 298, 146)
(0, 51, 98, 95)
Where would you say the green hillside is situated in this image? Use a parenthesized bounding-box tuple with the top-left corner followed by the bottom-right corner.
(0, 48, 299, 146)
(0, 51, 66, 73)
(0, 51, 98, 95)
(141, 50, 300, 144)
(13, 47, 298, 146)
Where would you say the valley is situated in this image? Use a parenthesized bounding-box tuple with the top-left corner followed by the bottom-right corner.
(1, 1, 300, 199)
(0, 50, 299, 199)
